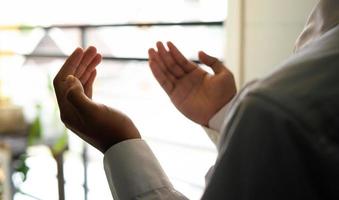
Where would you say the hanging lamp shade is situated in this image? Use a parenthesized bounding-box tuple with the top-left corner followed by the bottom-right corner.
(24, 31, 64, 65)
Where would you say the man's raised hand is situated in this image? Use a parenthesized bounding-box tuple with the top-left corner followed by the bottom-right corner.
(148, 42, 236, 126)
(54, 47, 140, 153)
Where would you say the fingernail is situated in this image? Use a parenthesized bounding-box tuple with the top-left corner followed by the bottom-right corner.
(148, 48, 155, 55)
(75, 47, 83, 52)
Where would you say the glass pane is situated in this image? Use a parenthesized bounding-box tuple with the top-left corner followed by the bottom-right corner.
(0, 0, 227, 199)
(0, 0, 227, 25)
(86, 26, 224, 59)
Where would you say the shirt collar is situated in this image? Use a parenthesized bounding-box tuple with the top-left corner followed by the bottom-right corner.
(295, 0, 339, 51)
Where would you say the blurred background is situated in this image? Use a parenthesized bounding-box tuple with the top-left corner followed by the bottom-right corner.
(0, 0, 316, 199)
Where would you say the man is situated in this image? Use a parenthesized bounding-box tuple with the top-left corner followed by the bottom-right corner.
(53, 0, 339, 199)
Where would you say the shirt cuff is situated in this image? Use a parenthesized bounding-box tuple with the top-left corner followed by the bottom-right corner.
(103, 139, 172, 200)
(202, 127, 220, 145)
(201, 103, 231, 145)
(208, 103, 231, 132)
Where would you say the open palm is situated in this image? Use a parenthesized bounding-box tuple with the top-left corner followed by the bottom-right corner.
(148, 42, 236, 126)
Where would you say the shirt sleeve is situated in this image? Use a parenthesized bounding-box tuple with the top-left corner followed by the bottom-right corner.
(202, 94, 317, 200)
(103, 139, 188, 200)
(208, 103, 231, 132)
(202, 102, 232, 145)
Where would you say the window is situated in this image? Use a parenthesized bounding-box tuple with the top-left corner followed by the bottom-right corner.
(0, 0, 227, 199)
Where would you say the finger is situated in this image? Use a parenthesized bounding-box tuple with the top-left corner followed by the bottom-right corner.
(156, 41, 185, 78)
(148, 48, 175, 94)
(148, 48, 177, 83)
(55, 48, 84, 82)
(54, 48, 84, 103)
(84, 70, 97, 98)
(198, 51, 225, 74)
(149, 60, 174, 94)
(80, 53, 102, 85)
(167, 41, 196, 73)
(66, 75, 96, 117)
(74, 46, 97, 78)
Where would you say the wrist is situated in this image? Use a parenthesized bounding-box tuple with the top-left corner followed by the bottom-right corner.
(100, 120, 141, 153)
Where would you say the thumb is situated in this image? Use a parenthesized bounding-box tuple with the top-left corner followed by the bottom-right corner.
(198, 51, 225, 74)
(66, 75, 96, 116)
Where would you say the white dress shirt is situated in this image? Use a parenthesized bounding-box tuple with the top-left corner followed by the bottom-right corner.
(104, 139, 188, 200)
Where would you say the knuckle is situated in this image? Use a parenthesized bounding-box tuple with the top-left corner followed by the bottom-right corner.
(64, 124, 71, 130)
(53, 77, 58, 87)
(229, 71, 235, 78)
(60, 113, 69, 124)
(214, 59, 222, 65)
(181, 59, 188, 66)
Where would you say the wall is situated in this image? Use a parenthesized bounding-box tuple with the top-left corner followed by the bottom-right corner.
(226, 0, 317, 86)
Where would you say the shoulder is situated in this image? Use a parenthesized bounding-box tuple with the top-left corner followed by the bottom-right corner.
(246, 25, 339, 143)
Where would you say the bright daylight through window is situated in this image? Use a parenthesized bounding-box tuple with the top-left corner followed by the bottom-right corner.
(0, 0, 227, 199)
